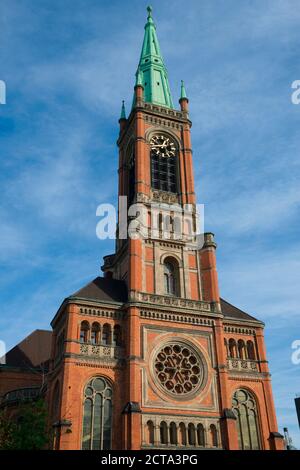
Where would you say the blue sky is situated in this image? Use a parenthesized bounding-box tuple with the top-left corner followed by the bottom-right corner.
(1, 0, 300, 447)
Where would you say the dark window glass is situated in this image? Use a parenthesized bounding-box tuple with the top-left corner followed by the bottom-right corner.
(81, 377, 113, 450)
(170, 422, 177, 445)
(128, 154, 135, 205)
(197, 424, 205, 446)
(102, 324, 111, 345)
(80, 322, 89, 343)
(164, 260, 178, 296)
(151, 151, 177, 193)
(82, 398, 93, 450)
(232, 389, 261, 450)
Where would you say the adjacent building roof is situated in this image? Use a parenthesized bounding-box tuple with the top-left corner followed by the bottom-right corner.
(3, 329, 52, 369)
(68, 276, 261, 323)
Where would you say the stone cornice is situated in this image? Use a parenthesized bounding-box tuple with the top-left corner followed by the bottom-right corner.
(140, 309, 215, 327)
(51, 297, 126, 328)
(223, 317, 264, 328)
(228, 372, 271, 381)
(78, 304, 126, 319)
(224, 325, 256, 335)
(117, 103, 191, 146)
(64, 353, 125, 368)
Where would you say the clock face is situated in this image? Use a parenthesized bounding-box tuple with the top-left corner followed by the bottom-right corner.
(153, 342, 204, 397)
(150, 135, 176, 158)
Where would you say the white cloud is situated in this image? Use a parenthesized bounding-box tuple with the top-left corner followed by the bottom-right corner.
(1, 0, 300, 447)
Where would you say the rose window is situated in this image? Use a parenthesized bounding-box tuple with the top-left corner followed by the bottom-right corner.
(154, 343, 204, 396)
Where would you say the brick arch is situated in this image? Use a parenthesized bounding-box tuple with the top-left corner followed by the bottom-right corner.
(160, 253, 182, 268)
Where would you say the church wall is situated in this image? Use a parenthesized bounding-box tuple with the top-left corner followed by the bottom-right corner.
(57, 360, 125, 450)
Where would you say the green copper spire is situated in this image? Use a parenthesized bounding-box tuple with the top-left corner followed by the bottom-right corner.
(120, 100, 126, 120)
(180, 80, 188, 100)
(134, 6, 174, 108)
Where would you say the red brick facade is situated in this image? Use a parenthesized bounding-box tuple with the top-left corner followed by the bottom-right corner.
(46, 83, 284, 450)
(0, 10, 284, 452)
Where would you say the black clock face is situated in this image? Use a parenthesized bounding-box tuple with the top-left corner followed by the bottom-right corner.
(150, 135, 176, 158)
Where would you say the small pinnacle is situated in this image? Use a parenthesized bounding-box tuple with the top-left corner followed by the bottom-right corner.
(180, 80, 188, 100)
(147, 5, 153, 17)
(120, 100, 126, 120)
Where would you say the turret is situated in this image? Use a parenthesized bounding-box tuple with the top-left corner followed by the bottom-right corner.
(179, 80, 189, 112)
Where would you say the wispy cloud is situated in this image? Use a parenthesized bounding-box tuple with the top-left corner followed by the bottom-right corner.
(0, 0, 299, 447)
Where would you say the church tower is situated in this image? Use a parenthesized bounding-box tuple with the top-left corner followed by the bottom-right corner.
(47, 7, 284, 451)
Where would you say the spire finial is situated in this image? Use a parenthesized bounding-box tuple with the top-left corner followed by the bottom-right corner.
(147, 5, 153, 18)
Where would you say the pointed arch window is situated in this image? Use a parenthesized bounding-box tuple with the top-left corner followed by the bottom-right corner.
(81, 377, 113, 450)
(232, 389, 261, 450)
(164, 258, 179, 296)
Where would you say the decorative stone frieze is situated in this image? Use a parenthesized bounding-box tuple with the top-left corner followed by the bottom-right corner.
(227, 358, 258, 372)
(129, 291, 213, 313)
(150, 189, 179, 204)
(79, 343, 124, 360)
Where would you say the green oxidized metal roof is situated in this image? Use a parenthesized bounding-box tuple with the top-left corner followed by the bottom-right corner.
(133, 6, 174, 109)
